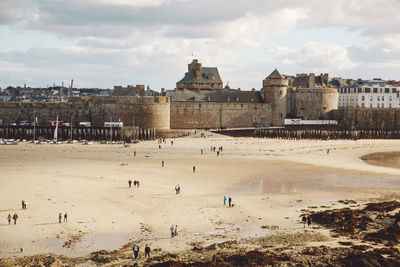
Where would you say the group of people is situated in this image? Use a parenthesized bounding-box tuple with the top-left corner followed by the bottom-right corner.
(174, 185, 181, 194)
(132, 244, 151, 259)
(128, 179, 140, 188)
(223, 196, 233, 207)
(170, 224, 178, 238)
(211, 146, 223, 152)
(302, 215, 312, 228)
(59, 212, 68, 223)
(7, 213, 18, 224)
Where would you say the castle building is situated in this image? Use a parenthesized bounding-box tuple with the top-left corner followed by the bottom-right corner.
(339, 79, 399, 108)
(176, 59, 223, 91)
(263, 69, 288, 125)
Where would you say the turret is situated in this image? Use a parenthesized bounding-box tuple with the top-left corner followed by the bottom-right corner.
(263, 69, 288, 126)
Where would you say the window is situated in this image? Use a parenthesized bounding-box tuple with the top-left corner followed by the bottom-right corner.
(380, 88, 383, 93)
(382, 103, 385, 108)
(385, 88, 390, 93)
(370, 103, 373, 108)
(373, 88, 378, 93)
(382, 96, 384, 101)
(390, 96, 393, 101)
(362, 96, 365, 101)
(393, 88, 397, 93)
(365, 87, 371, 93)
(361, 103, 365, 108)
(358, 88, 362, 93)
(377, 103, 380, 108)
(370, 96, 374, 101)
(378, 96, 380, 101)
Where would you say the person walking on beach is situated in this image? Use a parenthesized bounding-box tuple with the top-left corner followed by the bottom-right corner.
(212, 254, 217, 265)
(145, 244, 151, 257)
(22, 200, 25, 209)
(59, 213, 62, 223)
(224, 196, 227, 206)
(128, 179, 132, 188)
(217, 151, 219, 156)
(133, 244, 139, 259)
(201, 149, 203, 155)
(174, 225, 178, 237)
(307, 215, 312, 227)
(7, 214, 11, 224)
(162, 160, 164, 167)
(170, 225, 175, 238)
(302, 215, 307, 228)
(193, 166, 196, 173)
(228, 197, 232, 207)
(13, 213, 18, 224)
(137, 180, 140, 188)
(64, 212, 68, 223)
(134, 150, 136, 157)
(134, 180, 137, 187)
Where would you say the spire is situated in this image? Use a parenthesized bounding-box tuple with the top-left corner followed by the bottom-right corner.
(267, 68, 283, 79)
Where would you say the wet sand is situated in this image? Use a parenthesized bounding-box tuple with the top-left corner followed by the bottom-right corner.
(361, 151, 400, 169)
(1, 134, 400, 259)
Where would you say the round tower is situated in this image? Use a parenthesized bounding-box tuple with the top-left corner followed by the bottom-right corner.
(263, 69, 288, 126)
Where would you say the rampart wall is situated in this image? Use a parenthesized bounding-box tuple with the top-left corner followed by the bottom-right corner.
(170, 102, 272, 129)
(336, 108, 400, 130)
(0, 96, 170, 129)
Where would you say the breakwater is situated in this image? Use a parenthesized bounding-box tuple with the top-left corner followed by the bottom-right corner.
(0, 126, 156, 142)
(255, 128, 400, 140)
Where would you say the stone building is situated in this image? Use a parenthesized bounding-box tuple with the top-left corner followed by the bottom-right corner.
(339, 79, 399, 108)
(262, 69, 288, 125)
(262, 69, 338, 123)
(176, 59, 223, 91)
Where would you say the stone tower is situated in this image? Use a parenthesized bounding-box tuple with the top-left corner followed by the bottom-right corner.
(263, 69, 288, 126)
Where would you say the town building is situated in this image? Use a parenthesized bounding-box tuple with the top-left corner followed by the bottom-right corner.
(339, 79, 399, 108)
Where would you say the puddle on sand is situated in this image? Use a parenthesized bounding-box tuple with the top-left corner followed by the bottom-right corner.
(361, 151, 400, 169)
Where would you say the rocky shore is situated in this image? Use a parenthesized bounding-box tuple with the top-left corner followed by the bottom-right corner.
(2, 201, 400, 267)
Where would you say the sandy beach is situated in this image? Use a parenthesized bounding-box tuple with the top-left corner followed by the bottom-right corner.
(1, 132, 400, 261)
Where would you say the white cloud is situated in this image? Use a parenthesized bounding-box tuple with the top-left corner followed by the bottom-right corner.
(0, 0, 400, 88)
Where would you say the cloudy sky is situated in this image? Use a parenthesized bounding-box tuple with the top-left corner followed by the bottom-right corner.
(0, 0, 399, 90)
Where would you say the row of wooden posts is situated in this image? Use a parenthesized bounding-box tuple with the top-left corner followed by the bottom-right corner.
(254, 128, 400, 140)
(0, 126, 156, 142)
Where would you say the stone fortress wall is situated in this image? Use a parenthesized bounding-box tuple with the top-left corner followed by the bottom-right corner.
(0, 96, 170, 129)
(334, 108, 400, 130)
(170, 102, 271, 129)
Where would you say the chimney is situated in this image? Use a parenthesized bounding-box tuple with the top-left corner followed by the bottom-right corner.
(308, 73, 315, 88)
(137, 85, 145, 96)
(238, 88, 241, 91)
(161, 88, 165, 96)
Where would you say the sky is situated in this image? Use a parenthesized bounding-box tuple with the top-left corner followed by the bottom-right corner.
(0, 0, 399, 90)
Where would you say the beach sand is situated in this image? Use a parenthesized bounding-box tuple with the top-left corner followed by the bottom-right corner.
(1, 132, 400, 258)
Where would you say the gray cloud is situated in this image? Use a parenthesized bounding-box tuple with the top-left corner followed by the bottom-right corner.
(1, 0, 400, 89)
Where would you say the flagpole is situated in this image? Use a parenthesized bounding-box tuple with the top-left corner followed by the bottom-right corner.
(33, 115, 36, 142)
